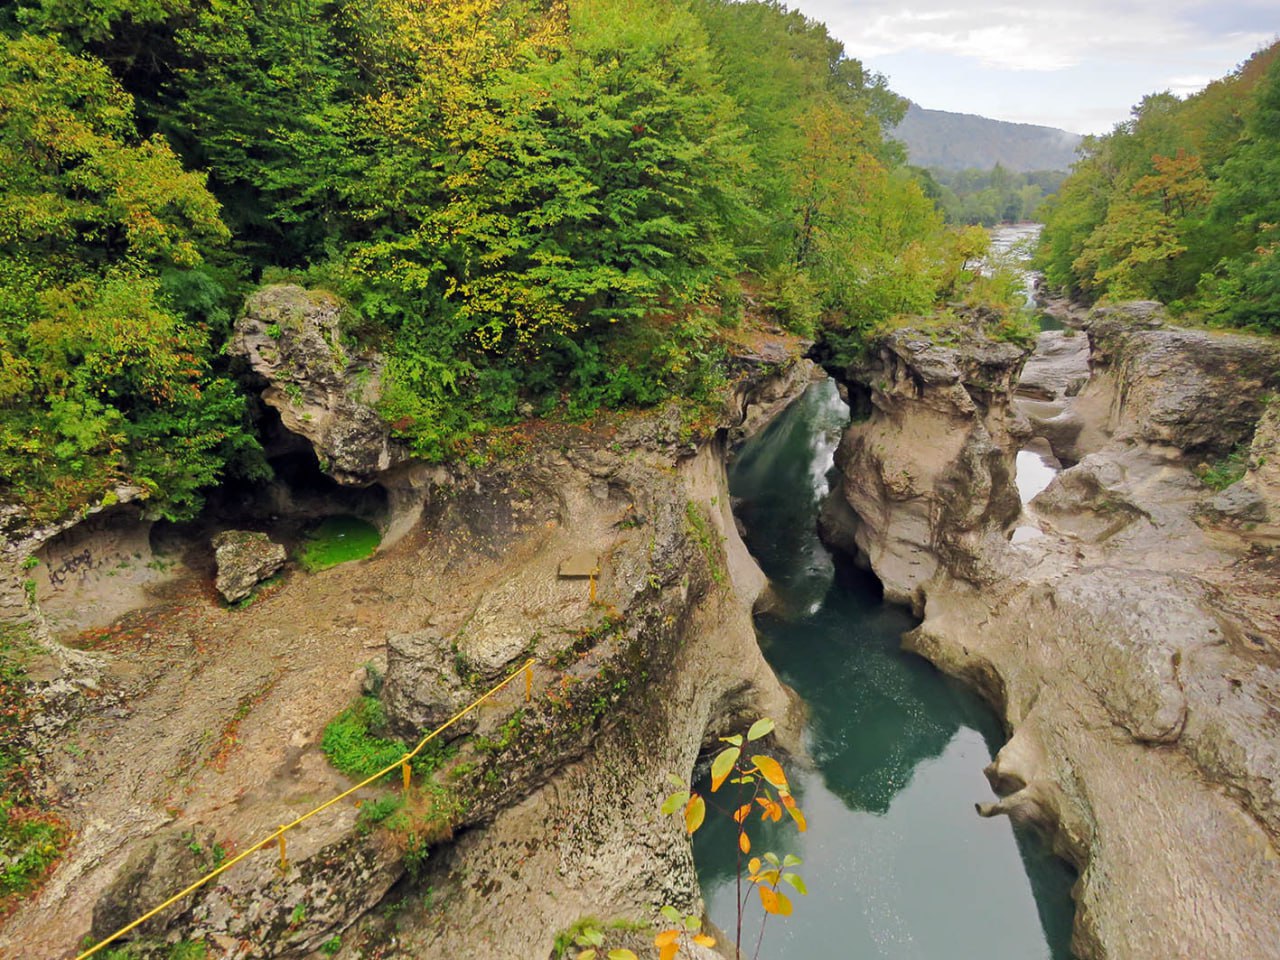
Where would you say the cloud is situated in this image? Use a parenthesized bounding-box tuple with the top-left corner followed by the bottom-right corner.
(792, 1, 1278, 132)
(1165, 74, 1217, 95)
(804, 1, 1268, 74)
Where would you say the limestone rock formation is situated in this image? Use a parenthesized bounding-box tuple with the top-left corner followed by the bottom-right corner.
(381, 631, 478, 739)
(90, 825, 217, 941)
(7, 336, 815, 960)
(818, 328, 1029, 609)
(822, 304, 1280, 959)
(1204, 400, 1280, 529)
(231, 285, 403, 486)
(211, 530, 286, 603)
(1064, 303, 1280, 460)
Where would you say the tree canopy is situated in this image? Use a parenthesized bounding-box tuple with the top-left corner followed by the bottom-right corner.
(1037, 42, 1280, 332)
(2, 0, 1006, 517)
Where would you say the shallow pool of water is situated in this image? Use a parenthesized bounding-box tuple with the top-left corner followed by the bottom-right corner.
(698, 381, 1076, 959)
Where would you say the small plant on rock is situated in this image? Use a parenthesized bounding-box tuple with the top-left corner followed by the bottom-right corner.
(662, 717, 807, 958)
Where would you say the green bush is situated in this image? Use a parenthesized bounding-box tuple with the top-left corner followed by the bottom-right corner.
(321, 696, 455, 782)
(1199, 448, 1249, 491)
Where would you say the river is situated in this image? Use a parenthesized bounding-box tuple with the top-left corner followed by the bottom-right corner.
(696, 381, 1076, 959)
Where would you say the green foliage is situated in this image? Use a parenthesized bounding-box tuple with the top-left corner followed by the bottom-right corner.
(0, 797, 65, 900)
(321, 696, 408, 780)
(1198, 447, 1250, 491)
(927, 166, 1065, 226)
(473, 710, 523, 757)
(321, 695, 456, 782)
(356, 794, 403, 835)
(93, 938, 209, 960)
(684, 501, 726, 586)
(0, 31, 262, 520)
(168, 941, 208, 960)
(1038, 42, 1280, 334)
(297, 515, 381, 573)
(2, 0, 1006, 517)
(320, 935, 342, 956)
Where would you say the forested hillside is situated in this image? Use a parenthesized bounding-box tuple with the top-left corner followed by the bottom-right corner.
(0, 0, 1007, 522)
(1038, 42, 1280, 331)
(893, 104, 1081, 172)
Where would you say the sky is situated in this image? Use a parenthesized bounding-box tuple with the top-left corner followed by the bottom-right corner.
(791, 1, 1279, 134)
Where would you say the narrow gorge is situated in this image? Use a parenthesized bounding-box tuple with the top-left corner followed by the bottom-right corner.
(817, 297, 1280, 958)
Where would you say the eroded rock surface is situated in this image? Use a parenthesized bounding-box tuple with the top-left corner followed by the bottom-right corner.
(212, 530, 286, 603)
(1065, 303, 1280, 460)
(381, 630, 479, 739)
(817, 328, 1029, 610)
(822, 303, 1280, 959)
(5, 319, 813, 960)
(231, 285, 401, 486)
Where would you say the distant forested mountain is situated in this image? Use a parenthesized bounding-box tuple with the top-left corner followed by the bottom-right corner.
(894, 104, 1082, 172)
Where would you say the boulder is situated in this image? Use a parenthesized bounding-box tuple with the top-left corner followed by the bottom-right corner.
(1015, 329, 1090, 402)
(212, 530, 285, 603)
(380, 631, 478, 740)
(1207, 481, 1269, 522)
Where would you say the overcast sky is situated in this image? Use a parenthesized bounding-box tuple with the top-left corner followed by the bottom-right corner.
(790, 1, 1279, 134)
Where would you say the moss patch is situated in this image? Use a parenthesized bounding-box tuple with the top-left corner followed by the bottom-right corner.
(297, 515, 381, 572)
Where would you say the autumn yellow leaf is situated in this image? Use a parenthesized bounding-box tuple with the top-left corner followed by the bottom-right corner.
(759, 886, 781, 914)
(751, 755, 788, 789)
(692, 933, 716, 947)
(654, 930, 680, 948)
(684, 794, 706, 834)
(782, 793, 807, 832)
(739, 831, 750, 854)
(710, 746, 739, 793)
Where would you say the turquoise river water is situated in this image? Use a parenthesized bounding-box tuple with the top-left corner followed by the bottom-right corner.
(695, 380, 1076, 959)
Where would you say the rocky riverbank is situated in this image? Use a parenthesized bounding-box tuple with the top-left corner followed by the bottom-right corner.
(1, 286, 814, 959)
(820, 302, 1280, 959)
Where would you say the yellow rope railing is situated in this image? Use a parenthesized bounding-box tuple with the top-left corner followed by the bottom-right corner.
(75, 657, 537, 960)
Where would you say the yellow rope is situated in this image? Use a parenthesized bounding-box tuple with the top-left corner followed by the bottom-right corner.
(75, 657, 536, 959)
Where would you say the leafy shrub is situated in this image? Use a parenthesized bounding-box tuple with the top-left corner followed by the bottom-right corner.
(321, 697, 456, 782)
(1198, 448, 1249, 491)
(321, 697, 408, 780)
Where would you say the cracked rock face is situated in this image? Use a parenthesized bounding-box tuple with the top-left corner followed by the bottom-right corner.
(231, 285, 403, 486)
(381, 631, 478, 740)
(1072, 303, 1280, 459)
(823, 305, 1280, 959)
